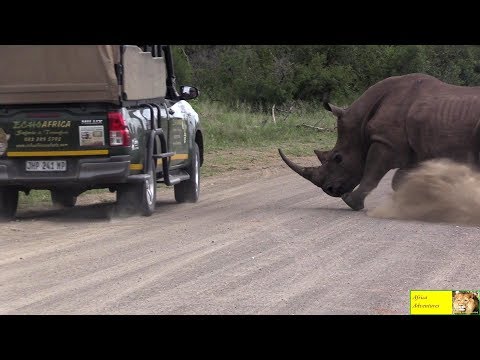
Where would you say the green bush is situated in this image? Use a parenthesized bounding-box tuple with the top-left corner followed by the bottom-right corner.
(177, 45, 480, 110)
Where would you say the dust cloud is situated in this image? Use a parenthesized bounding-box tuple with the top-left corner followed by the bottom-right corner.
(368, 159, 480, 226)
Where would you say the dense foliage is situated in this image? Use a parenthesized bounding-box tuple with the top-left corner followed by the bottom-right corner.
(172, 45, 480, 110)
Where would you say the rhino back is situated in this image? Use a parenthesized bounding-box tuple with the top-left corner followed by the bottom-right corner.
(405, 79, 480, 162)
(348, 74, 435, 168)
(349, 73, 480, 165)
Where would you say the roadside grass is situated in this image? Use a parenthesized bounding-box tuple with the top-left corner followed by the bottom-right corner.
(19, 100, 338, 205)
(196, 100, 337, 152)
(19, 190, 52, 206)
(18, 188, 109, 207)
(196, 100, 338, 176)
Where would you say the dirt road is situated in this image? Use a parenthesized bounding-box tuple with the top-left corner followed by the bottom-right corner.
(1, 161, 479, 315)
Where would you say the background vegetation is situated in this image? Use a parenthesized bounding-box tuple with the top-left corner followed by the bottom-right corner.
(173, 45, 480, 109)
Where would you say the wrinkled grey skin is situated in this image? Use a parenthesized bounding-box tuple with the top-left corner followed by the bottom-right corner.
(279, 73, 480, 210)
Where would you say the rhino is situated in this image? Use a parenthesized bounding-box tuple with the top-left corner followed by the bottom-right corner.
(279, 73, 480, 210)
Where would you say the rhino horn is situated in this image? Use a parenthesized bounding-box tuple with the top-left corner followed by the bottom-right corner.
(314, 149, 329, 164)
(278, 149, 323, 187)
(323, 102, 345, 118)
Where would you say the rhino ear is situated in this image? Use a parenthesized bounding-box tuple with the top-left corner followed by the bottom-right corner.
(314, 149, 329, 164)
(324, 102, 345, 118)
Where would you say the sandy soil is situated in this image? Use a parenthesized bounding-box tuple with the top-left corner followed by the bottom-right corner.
(1, 155, 479, 314)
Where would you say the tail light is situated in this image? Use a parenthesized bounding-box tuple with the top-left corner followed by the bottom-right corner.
(108, 111, 131, 146)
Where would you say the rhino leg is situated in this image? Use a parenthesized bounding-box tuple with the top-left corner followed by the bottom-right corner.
(342, 192, 366, 211)
(391, 168, 409, 191)
(342, 143, 395, 210)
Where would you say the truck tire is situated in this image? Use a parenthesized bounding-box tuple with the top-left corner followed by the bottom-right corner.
(174, 142, 200, 203)
(116, 165, 156, 216)
(50, 190, 77, 208)
(139, 165, 157, 216)
(0, 187, 19, 220)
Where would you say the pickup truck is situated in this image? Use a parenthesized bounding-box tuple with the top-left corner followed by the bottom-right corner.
(0, 45, 204, 219)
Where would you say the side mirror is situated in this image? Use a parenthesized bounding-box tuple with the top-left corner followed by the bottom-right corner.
(180, 85, 199, 100)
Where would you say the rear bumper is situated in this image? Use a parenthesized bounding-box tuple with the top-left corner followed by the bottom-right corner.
(0, 155, 133, 187)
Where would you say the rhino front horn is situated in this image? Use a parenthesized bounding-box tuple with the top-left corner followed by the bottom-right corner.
(278, 148, 323, 187)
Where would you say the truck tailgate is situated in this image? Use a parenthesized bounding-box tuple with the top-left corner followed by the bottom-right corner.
(0, 105, 110, 157)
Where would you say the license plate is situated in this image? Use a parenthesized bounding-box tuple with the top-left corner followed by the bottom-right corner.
(26, 160, 67, 172)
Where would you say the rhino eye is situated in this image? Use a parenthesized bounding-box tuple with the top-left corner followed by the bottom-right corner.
(333, 153, 342, 163)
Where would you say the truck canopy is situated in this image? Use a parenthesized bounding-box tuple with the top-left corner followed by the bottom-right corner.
(0, 45, 167, 105)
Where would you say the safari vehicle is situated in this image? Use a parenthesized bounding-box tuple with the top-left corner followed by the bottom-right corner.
(0, 45, 204, 219)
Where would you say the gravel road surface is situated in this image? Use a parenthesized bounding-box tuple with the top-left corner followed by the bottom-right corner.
(1, 164, 478, 315)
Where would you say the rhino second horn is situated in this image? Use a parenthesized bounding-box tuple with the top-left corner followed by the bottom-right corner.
(278, 148, 322, 187)
(314, 149, 329, 164)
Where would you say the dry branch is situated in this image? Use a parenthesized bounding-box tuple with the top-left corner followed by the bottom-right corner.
(296, 123, 334, 132)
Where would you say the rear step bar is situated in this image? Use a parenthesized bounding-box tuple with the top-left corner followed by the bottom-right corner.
(157, 172, 190, 185)
(128, 172, 190, 184)
(153, 152, 175, 159)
